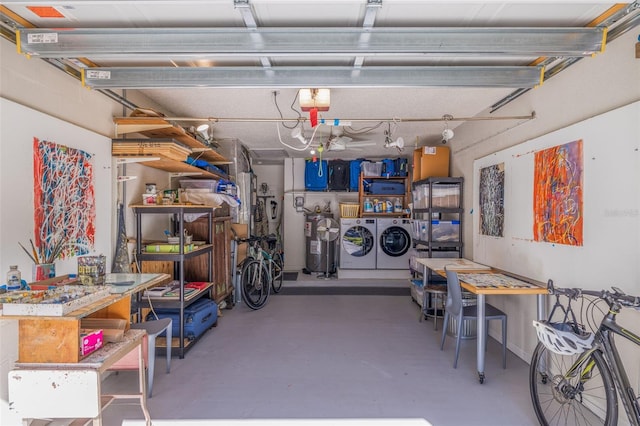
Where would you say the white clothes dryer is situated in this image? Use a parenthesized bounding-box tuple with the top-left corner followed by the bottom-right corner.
(339, 218, 377, 269)
(376, 218, 412, 269)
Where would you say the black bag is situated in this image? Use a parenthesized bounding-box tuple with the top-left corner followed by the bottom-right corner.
(394, 158, 409, 176)
(328, 159, 350, 191)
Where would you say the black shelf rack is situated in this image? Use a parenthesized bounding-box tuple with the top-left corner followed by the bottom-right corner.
(132, 204, 214, 358)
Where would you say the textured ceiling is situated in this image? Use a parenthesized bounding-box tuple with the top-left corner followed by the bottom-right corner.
(2, 1, 636, 161)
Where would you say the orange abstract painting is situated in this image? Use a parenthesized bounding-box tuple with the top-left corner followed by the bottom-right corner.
(533, 139, 583, 246)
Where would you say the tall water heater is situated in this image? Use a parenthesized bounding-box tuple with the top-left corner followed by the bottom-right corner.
(304, 212, 336, 273)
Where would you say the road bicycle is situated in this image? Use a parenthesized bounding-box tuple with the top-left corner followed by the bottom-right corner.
(529, 279, 640, 425)
(236, 235, 283, 310)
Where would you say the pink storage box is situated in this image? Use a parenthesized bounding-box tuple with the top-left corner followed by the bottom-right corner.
(80, 329, 104, 357)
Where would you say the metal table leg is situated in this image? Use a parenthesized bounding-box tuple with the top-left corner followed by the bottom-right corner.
(477, 293, 486, 384)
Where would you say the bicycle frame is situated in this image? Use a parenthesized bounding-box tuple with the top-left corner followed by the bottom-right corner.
(597, 314, 640, 424)
(560, 309, 640, 424)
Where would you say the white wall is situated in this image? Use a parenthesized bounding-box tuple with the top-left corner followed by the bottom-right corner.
(0, 37, 173, 425)
(0, 98, 113, 276)
(282, 158, 358, 270)
(474, 102, 639, 294)
(252, 163, 285, 236)
(447, 28, 640, 385)
(1, 24, 639, 422)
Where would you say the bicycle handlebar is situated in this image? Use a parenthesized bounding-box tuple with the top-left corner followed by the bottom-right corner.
(547, 279, 640, 309)
(235, 234, 278, 244)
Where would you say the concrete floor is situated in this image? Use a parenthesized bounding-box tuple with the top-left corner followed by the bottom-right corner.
(101, 278, 538, 426)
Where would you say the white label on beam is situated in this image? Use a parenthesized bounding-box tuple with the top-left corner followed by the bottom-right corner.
(86, 70, 111, 80)
(27, 33, 58, 44)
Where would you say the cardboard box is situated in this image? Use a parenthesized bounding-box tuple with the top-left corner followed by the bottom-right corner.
(231, 223, 248, 265)
(80, 328, 103, 356)
(80, 318, 127, 342)
(413, 146, 450, 181)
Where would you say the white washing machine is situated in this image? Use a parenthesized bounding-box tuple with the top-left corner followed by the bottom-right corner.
(376, 218, 412, 269)
(339, 218, 377, 269)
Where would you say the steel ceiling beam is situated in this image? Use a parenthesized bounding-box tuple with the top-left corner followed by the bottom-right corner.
(490, 2, 639, 112)
(81, 65, 544, 89)
(17, 27, 605, 58)
(234, 0, 272, 69)
(353, 0, 383, 69)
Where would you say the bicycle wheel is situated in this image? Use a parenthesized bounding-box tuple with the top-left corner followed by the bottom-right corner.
(240, 260, 270, 310)
(529, 342, 617, 426)
(271, 251, 284, 293)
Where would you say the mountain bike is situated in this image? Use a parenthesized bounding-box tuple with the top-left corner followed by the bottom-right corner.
(250, 234, 284, 294)
(529, 280, 640, 426)
(237, 235, 283, 310)
(267, 235, 284, 293)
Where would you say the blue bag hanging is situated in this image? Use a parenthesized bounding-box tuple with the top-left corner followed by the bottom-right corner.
(349, 158, 365, 191)
(382, 158, 395, 177)
(305, 159, 328, 191)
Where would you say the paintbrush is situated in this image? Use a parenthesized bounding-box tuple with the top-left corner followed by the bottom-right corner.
(47, 238, 65, 263)
(18, 242, 37, 263)
(29, 239, 40, 264)
(55, 240, 65, 261)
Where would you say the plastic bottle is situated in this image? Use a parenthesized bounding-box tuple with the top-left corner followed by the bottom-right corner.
(394, 197, 403, 213)
(385, 200, 393, 213)
(6, 265, 22, 291)
(364, 198, 373, 213)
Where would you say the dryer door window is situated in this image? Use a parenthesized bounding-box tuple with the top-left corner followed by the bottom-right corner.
(342, 226, 375, 257)
(380, 226, 411, 257)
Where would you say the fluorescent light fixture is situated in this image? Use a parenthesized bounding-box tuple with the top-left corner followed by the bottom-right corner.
(299, 88, 330, 112)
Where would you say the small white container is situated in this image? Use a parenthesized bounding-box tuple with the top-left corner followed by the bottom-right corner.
(6, 265, 22, 291)
(142, 193, 157, 205)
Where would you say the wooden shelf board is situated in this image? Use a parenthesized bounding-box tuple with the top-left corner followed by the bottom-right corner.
(156, 336, 195, 349)
(113, 156, 226, 179)
(362, 175, 408, 180)
(361, 212, 408, 217)
(114, 117, 228, 164)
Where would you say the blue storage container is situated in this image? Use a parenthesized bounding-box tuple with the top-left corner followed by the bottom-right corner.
(368, 179, 405, 195)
